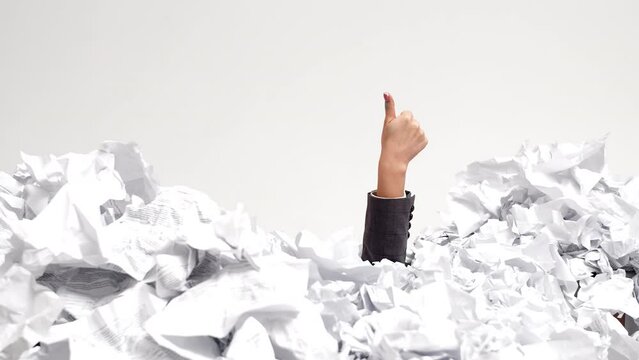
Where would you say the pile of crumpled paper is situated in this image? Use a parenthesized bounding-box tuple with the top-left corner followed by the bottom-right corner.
(2, 136, 639, 360)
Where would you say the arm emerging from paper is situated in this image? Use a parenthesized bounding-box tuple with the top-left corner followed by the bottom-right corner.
(361, 92, 428, 264)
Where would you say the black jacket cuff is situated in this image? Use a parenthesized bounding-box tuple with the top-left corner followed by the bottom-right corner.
(361, 190, 415, 264)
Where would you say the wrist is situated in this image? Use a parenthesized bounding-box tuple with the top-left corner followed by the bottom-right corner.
(378, 154, 408, 175)
(376, 155, 408, 198)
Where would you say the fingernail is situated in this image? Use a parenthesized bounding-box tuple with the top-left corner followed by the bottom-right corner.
(383, 92, 389, 102)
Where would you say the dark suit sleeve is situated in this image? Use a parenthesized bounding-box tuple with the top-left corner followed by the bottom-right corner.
(361, 190, 415, 264)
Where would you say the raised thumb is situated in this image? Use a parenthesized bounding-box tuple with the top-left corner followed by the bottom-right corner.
(383, 92, 396, 123)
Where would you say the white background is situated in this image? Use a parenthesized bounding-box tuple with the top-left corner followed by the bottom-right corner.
(1, 1, 638, 241)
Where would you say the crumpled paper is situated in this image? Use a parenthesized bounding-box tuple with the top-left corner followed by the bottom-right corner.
(2, 135, 639, 360)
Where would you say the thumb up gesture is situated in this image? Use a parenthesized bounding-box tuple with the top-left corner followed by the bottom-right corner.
(379, 92, 428, 170)
(376, 92, 428, 198)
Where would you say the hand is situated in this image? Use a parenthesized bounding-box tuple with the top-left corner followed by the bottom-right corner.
(376, 92, 428, 198)
(380, 92, 428, 168)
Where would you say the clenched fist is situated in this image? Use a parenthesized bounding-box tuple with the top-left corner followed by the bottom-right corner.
(376, 92, 428, 198)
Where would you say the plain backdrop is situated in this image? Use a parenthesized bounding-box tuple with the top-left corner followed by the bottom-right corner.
(1, 1, 638, 242)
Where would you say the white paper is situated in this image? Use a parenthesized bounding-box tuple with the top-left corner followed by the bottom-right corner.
(4, 136, 639, 360)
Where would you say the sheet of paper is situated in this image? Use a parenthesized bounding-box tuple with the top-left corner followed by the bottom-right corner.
(4, 137, 639, 360)
(27, 283, 180, 360)
(0, 264, 63, 358)
(144, 254, 310, 339)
